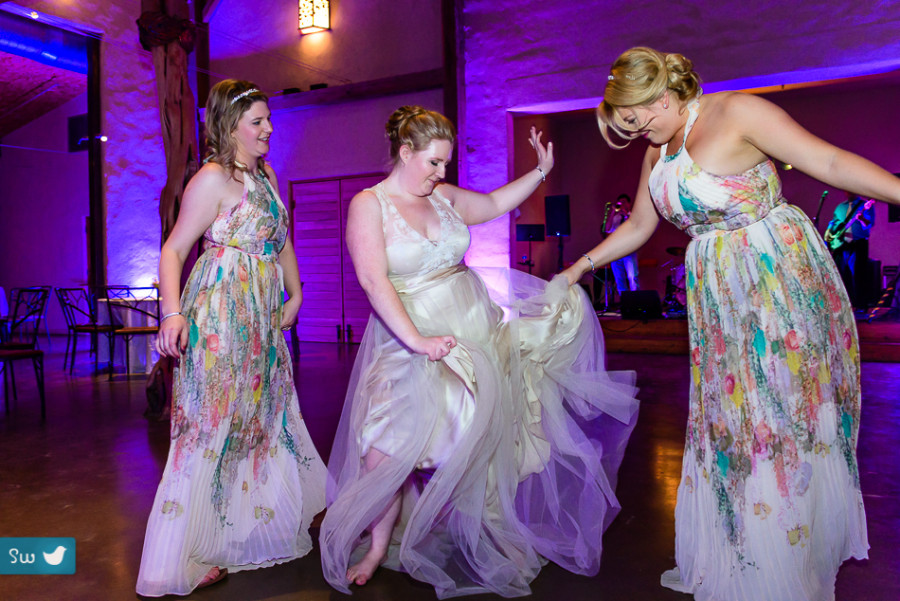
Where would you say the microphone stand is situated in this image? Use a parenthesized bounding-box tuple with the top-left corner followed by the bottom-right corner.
(596, 203, 613, 313)
(517, 241, 535, 274)
(813, 190, 829, 227)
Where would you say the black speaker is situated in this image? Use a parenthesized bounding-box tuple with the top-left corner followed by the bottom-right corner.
(621, 290, 662, 320)
(545, 195, 571, 236)
(889, 205, 900, 223)
(868, 259, 882, 305)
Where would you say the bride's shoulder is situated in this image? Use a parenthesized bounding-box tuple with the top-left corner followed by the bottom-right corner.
(432, 183, 458, 206)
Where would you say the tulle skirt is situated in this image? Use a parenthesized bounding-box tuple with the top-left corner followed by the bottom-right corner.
(320, 265, 639, 598)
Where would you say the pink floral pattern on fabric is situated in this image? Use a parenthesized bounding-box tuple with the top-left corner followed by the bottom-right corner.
(647, 99, 867, 600)
(137, 169, 327, 597)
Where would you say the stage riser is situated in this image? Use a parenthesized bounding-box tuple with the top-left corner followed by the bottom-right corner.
(601, 319, 900, 363)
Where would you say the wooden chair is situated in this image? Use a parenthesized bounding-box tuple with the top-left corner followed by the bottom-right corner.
(103, 286, 160, 379)
(56, 287, 118, 374)
(0, 287, 51, 420)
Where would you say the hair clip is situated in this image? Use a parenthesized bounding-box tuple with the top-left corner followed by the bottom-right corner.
(231, 88, 259, 105)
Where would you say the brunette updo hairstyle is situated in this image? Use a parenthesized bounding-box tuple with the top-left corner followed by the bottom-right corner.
(205, 79, 269, 174)
(385, 106, 456, 165)
(597, 47, 701, 148)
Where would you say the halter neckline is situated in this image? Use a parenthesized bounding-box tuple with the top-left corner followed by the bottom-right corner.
(662, 93, 702, 162)
(234, 160, 263, 179)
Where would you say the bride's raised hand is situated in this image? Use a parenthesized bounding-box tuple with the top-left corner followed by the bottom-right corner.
(528, 126, 554, 176)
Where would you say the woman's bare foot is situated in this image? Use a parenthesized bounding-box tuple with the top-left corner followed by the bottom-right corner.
(197, 566, 228, 589)
(346, 549, 384, 586)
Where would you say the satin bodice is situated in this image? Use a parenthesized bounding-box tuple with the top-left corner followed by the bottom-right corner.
(369, 181, 471, 277)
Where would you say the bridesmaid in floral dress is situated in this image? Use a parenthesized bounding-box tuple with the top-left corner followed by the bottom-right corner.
(137, 80, 326, 596)
(563, 47, 900, 601)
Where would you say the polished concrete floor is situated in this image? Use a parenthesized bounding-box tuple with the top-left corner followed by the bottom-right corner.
(1, 339, 897, 601)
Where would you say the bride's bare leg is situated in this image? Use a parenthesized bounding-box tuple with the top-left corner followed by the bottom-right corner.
(347, 449, 402, 586)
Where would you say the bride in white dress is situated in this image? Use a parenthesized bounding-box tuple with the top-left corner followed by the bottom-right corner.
(319, 106, 640, 598)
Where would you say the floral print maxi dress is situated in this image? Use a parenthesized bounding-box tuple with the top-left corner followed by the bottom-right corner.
(137, 168, 327, 597)
(649, 99, 868, 601)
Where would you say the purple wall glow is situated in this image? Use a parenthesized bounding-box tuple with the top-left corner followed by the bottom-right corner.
(208, 0, 442, 95)
(460, 0, 900, 268)
(9, 0, 900, 295)
(0, 93, 89, 333)
(14, 0, 167, 288)
(267, 91, 444, 193)
(207, 0, 444, 201)
(509, 74, 900, 298)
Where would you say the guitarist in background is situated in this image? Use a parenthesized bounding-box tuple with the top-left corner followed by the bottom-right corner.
(825, 192, 876, 311)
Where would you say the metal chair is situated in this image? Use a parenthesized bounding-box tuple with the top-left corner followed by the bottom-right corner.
(103, 286, 160, 379)
(0, 287, 51, 420)
(5, 286, 53, 350)
(56, 287, 118, 375)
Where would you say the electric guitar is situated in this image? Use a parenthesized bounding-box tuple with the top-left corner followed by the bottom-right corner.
(824, 199, 875, 251)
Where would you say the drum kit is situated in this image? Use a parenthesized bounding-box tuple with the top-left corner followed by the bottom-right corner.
(662, 246, 687, 315)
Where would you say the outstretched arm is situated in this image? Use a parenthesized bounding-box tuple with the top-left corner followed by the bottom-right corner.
(346, 190, 457, 361)
(444, 126, 555, 225)
(734, 93, 900, 205)
(561, 146, 660, 285)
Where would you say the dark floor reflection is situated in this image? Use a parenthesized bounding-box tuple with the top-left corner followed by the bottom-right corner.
(0, 340, 897, 600)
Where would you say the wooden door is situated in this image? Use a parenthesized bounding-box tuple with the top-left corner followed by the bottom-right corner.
(339, 175, 383, 343)
(291, 175, 382, 342)
(293, 179, 343, 342)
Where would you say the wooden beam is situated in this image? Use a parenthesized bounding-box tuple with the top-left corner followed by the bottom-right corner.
(442, 0, 459, 185)
(194, 0, 210, 108)
(268, 69, 444, 112)
(86, 35, 106, 290)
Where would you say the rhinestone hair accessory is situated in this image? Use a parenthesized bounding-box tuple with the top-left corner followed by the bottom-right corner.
(230, 88, 259, 105)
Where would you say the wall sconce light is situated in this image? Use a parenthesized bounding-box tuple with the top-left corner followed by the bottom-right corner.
(299, 0, 330, 34)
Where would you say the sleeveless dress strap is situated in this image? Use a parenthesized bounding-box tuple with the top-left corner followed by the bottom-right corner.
(367, 182, 393, 238)
(660, 96, 701, 159)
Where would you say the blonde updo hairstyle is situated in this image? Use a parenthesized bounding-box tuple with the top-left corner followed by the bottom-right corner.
(597, 47, 701, 148)
(385, 105, 456, 166)
(205, 79, 269, 175)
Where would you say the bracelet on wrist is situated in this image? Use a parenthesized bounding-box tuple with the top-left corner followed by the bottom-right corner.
(582, 254, 596, 271)
(161, 311, 183, 322)
(536, 166, 546, 182)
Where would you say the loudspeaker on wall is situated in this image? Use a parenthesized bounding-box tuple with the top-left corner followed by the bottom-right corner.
(544, 195, 571, 236)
